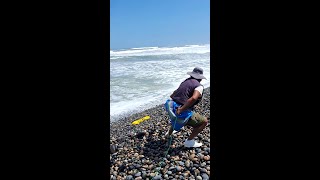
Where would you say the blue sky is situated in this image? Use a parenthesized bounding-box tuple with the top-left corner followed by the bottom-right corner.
(110, 0, 210, 50)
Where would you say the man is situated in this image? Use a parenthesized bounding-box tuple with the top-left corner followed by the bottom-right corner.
(164, 67, 208, 148)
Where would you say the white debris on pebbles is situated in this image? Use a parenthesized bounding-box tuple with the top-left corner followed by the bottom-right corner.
(110, 87, 213, 180)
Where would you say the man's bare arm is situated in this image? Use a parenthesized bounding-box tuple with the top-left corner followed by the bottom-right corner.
(176, 90, 201, 114)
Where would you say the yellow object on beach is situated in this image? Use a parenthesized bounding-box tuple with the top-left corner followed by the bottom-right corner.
(131, 115, 150, 125)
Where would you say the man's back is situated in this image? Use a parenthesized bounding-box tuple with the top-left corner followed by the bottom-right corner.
(172, 78, 201, 106)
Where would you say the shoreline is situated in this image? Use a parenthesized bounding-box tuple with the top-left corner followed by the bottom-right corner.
(110, 87, 211, 126)
(110, 87, 212, 179)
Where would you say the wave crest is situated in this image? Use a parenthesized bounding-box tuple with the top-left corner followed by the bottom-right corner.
(110, 44, 210, 57)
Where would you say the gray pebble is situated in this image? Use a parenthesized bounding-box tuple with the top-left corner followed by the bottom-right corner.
(176, 166, 182, 172)
(153, 175, 162, 180)
(196, 176, 202, 180)
(134, 172, 141, 177)
(155, 167, 161, 171)
(200, 168, 207, 173)
(201, 173, 209, 180)
(142, 172, 147, 178)
(126, 175, 133, 180)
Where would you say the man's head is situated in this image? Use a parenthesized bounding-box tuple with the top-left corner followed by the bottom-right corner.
(187, 67, 207, 81)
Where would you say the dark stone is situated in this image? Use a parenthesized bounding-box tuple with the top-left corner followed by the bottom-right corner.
(118, 165, 126, 172)
(142, 172, 147, 179)
(136, 131, 146, 139)
(110, 144, 117, 154)
(159, 162, 166, 167)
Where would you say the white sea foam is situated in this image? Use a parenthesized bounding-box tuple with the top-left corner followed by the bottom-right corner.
(110, 44, 210, 57)
(110, 44, 210, 122)
(131, 46, 159, 50)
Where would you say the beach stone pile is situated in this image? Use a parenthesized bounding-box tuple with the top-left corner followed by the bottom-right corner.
(110, 87, 213, 180)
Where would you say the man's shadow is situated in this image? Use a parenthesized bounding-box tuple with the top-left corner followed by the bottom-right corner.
(140, 135, 190, 167)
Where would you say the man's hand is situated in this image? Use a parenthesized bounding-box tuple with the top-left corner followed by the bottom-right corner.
(176, 90, 201, 115)
(176, 107, 182, 115)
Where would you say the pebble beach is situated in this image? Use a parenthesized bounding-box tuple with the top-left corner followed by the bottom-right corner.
(110, 87, 213, 180)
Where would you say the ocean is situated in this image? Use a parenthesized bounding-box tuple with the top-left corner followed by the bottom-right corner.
(110, 44, 210, 122)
